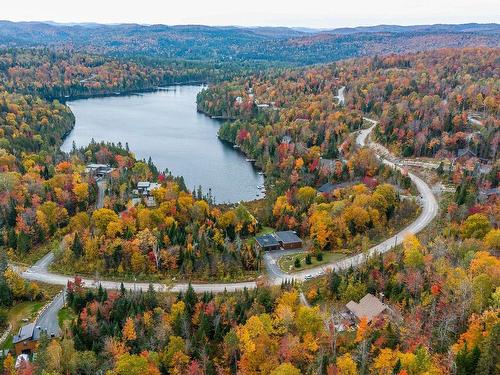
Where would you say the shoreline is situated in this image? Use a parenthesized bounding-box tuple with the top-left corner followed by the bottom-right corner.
(52, 81, 209, 103)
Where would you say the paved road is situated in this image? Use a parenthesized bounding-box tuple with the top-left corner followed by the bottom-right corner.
(21, 117, 437, 292)
(35, 292, 64, 337)
(263, 118, 438, 284)
(96, 178, 107, 209)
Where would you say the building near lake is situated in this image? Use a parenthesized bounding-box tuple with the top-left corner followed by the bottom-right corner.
(275, 231, 303, 250)
(255, 233, 281, 251)
(255, 230, 302, 251)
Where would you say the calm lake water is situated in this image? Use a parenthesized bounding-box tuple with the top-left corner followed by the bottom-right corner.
(61, 85, 264, 203)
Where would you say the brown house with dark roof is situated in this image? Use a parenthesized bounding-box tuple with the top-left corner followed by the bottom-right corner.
(12, 323, 42, 355)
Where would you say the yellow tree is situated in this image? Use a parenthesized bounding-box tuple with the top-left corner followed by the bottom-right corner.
(373, 348, 398, 375)
(336, 353, 357, 375)
(73, 182, 89, 203)
(403, 234, 424, 268)
(270, 362, 302, 375)
(3, 352, 15, 375)
(484, 229, 500, 251)
(92, 208, 119, 234)
(122, 317, 137, 342)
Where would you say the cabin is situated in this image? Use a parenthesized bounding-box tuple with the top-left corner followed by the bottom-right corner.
(255, 234, 281, 251)
(275, 231, 303, 250)
(346, 293, 392, 324)
(12, 323, 42, 356)
(85, 163, 113, 178)
(255, 231, 303, 251)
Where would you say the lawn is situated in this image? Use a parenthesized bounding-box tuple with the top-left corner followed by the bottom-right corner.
(278, 251, 346, 273)
(58, 307, 77, 328)
(246, 226, 275, 246)
(1, 301, 45, 350)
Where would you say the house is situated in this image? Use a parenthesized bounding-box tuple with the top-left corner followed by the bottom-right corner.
(255, 231, 303, 251)
(12, 323, 42, 355)
(317, 180, 356, 195)
(346, 293, 392, 323)
(85, 164, 113, 178)
(137, 181, 161, 195)
(133, 182, 161, 207)
(275, 231, 302, 250)
(255, 234, 281, 251)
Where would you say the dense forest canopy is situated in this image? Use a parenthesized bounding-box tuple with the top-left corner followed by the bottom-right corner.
(0, 21, 498, 64)
(0, 27, 498, 374)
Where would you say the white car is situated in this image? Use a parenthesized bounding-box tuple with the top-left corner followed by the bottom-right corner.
(304, 274, 313, 281)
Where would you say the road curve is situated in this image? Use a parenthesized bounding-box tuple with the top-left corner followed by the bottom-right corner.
(263, 118, 438, 284)
(21, 118, 437, 292)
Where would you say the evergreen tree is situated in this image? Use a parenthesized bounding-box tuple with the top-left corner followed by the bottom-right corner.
(475, 323, 500, 375)
(184, 283, 198, 317)
(72, 232, 84, 258)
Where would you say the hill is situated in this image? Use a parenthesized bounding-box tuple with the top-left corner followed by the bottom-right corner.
(0, 21, 498, 64)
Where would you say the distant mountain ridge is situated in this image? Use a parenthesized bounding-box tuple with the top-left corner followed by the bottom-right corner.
(0, 20, 498, 64)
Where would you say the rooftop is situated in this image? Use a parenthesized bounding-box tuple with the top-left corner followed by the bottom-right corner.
(12, 323, 36, 344)
(255, 234, 280, 247)
(87, 163, 109, 169)
(275, 230, 302, 244)
(317, 180, 354, 194)
(346, 293, 389, 322)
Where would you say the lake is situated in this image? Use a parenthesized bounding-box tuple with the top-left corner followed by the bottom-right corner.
(61, 85, 264, 203)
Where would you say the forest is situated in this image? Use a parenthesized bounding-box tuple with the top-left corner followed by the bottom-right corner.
(0, 43, 498, 374)
(0, 21, 498, 64)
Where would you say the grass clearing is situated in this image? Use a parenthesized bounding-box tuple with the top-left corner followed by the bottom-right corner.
(278, 251, 346, 273)
(7, 301, 44, 330)
(58, 307, 77, 328)
(4, 301, 45, 348)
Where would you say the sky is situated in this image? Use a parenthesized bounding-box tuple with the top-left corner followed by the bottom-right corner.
(2, 0, 499, 28)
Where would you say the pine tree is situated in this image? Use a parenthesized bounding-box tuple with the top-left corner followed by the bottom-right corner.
(72, 232, 84, 258)
(184, 283, 198, 317)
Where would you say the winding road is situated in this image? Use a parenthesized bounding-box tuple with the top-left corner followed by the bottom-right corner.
(20, 116, 438, 293)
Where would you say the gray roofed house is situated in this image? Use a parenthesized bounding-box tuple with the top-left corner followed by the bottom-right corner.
(85, 164, 114, 177)
(346, 293, 392, 323)
(275, 231, 302, 250)
(317, 180, 356, 194)
(318, 182, 337, 194)
(12, 323, 36, 344)
(255, 234, 280, 251)
(13, 322, 43, 355)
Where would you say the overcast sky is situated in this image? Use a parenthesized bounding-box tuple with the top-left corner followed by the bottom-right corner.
(2, 0, 499, 28)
